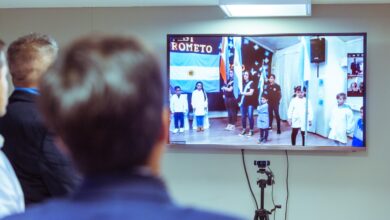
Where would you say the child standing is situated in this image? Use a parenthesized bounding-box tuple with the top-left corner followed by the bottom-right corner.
(191, 81, 208, 132)
(257, 95, 269, 144)
(352, 106, 364, 147)
(170, 86, 188, 133)
(287, 86, 313, 146)
(328, 93, 354, 146)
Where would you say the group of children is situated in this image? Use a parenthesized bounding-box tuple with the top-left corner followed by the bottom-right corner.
(255, 85, 313, 145)
(256, 87, 364, 147)
(170, 82, 208, 133)
(170, 82, 364, 147)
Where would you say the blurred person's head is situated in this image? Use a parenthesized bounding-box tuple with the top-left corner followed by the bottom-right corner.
(228, 69, 234, 79)
(0, 40, 9, 116)
(7, 33, 58, 88)
(336, 92, 347, 106)
(38, 35, 167, 176)
(243, 71, 250, 82)
(359, 82, 364, 91)
(268, 74, 275, 84)
(294, 85, 306, 98)
(174, 86, 181, 95)
(195, 81, 203, 91)
(351, 82, 358, 91)
(260, 95, 268, 104)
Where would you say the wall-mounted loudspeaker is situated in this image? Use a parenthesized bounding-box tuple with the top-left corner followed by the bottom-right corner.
(310, 38, 326, 63)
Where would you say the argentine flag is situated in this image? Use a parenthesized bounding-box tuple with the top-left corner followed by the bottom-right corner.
(169, 37, 222, 93)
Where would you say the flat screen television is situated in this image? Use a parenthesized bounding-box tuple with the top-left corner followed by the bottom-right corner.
(167, 33, 366, 151)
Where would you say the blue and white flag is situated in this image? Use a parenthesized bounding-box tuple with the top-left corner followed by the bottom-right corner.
(301, 36, 312, 82)
(169, 36, 222, 93)
(233, 37, 243, 99)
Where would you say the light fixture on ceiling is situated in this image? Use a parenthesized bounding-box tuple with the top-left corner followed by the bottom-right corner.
(219, 0, 311, 17)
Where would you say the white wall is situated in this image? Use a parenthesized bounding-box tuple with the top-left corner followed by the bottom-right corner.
(1, 4, 390, 220)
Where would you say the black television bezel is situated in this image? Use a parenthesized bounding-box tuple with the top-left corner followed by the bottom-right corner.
(166, 32, 367, 152)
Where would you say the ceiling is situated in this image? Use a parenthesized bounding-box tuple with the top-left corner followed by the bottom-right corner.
(0, 0, 390, 8)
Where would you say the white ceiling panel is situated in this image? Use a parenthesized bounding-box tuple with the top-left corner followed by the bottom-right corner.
(0, 0, 389, 8)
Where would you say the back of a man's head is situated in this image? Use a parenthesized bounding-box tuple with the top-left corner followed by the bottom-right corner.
(39, 36, 164, 175)
(7, 33, 58, 87)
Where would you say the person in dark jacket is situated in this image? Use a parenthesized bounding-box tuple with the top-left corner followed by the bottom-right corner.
(263, 74, 282, 134)
(4, 35, 243, 220)
(0, 33, 79, 206)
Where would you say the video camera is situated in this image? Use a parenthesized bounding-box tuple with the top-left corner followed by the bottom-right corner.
(252, 160, 281, 220)
(254, 160, 273, 186)
(254, 160, 270, 168)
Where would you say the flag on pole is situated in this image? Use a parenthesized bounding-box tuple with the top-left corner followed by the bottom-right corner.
(233, 37, 243, 99)
(301, 36, 311, 82)
(220, 37, 228, 84)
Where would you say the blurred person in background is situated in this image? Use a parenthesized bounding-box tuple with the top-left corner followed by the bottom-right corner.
(0, 39, 24, 218)
(0, 34, 79, 206)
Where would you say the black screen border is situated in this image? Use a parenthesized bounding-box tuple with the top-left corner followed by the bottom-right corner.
(166, 32, 367, 152)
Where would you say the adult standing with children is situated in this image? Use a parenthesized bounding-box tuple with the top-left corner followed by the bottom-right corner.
(239, 71, 257, 137)
(263, 74, 282, 134)
(222, 69, 237, 131)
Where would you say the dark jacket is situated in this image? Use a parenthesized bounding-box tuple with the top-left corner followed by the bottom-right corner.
(0, 90, 79, 205)
(4, 173, 243, 220)
(263, 82, 281, 106)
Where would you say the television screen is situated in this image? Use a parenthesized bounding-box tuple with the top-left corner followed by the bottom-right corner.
(167, 33, 366, 151)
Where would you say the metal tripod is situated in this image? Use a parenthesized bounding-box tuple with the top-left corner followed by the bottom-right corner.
(253, 170, 281, 220)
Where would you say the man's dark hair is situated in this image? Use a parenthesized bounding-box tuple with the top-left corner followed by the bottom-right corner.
(38, 35, 164, 175)
(174, 86, 181, 91)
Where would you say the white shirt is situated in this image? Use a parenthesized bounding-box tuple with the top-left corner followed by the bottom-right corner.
(328, 105, 354, 144)
(287, 97, 313, 130)
(191, 90, 208, 116)
(170, 94, 188, 113)
(0, 135, 25, 218)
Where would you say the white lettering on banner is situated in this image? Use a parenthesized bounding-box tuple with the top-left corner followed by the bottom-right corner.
(170, 42, 214, 54)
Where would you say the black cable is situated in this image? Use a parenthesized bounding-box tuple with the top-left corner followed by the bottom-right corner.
(241, 149, 259, 210)
(285, 150, 289, 220)
(268, 167, 276, 220)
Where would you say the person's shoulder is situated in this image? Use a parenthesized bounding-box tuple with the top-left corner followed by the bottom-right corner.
(3, 201, 243, 220)
(8, 91, 37, 104)
(3, 199, 66, 220)
(176, 207, 244, 220)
